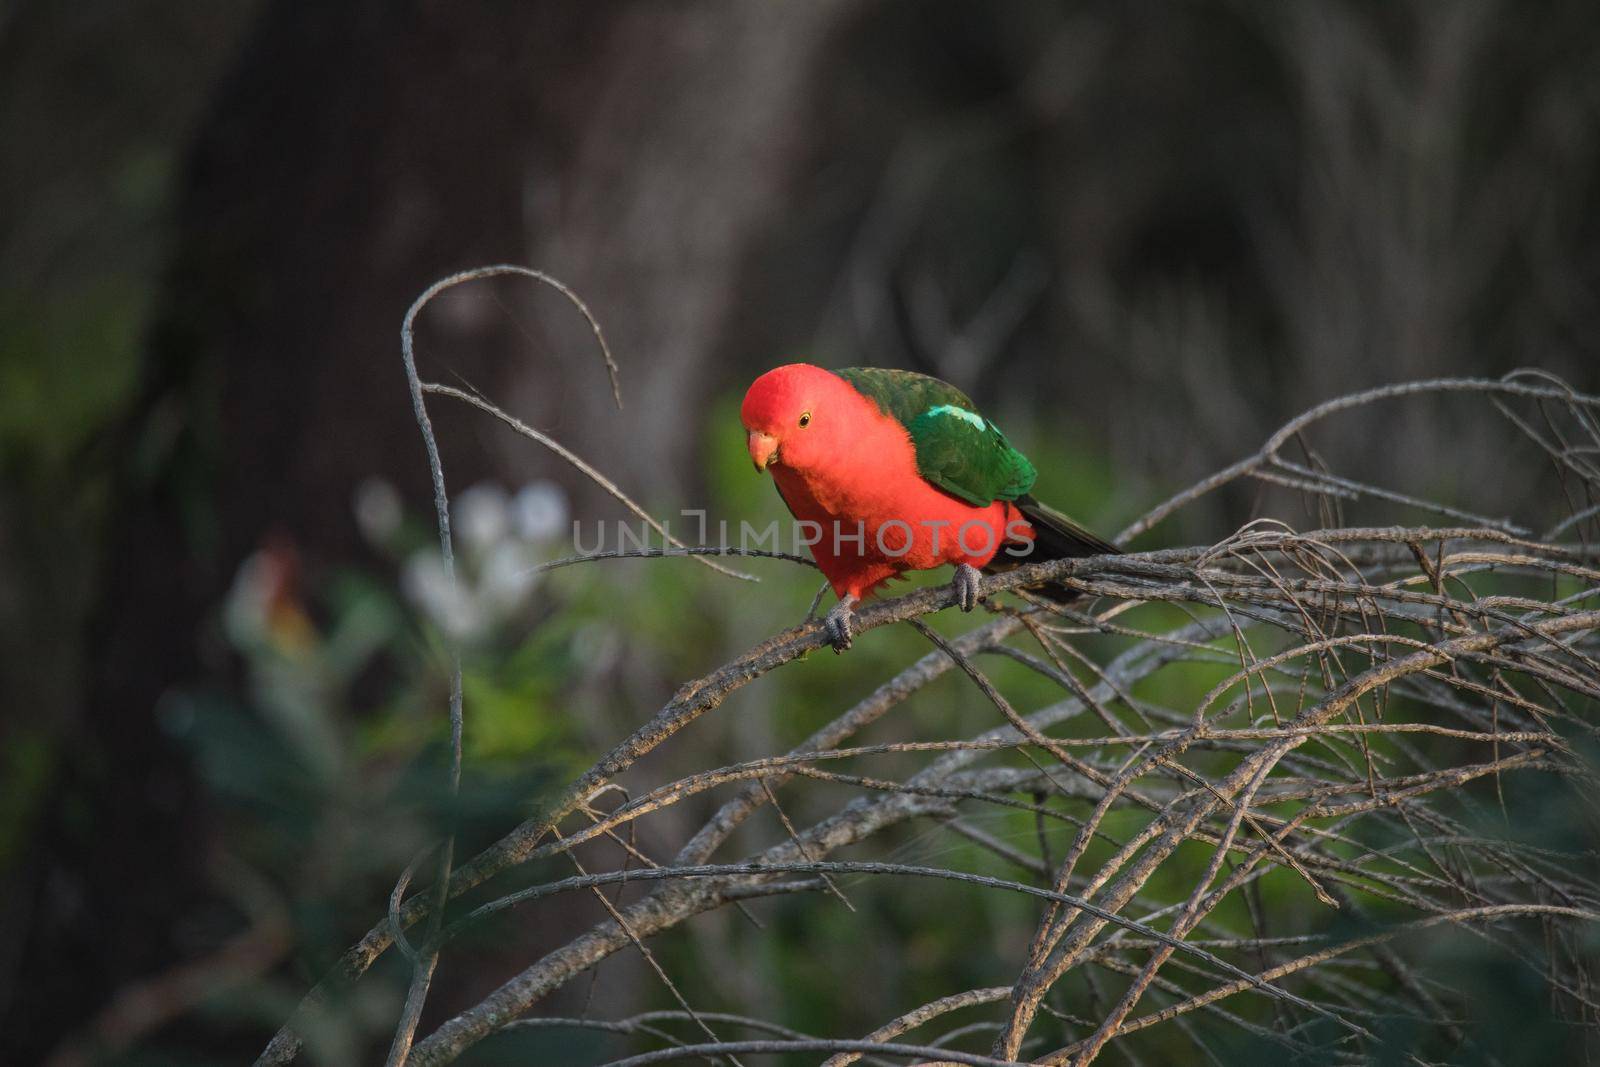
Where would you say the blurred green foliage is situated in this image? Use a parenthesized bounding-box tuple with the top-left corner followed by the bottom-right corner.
(0, 280, 147, 470)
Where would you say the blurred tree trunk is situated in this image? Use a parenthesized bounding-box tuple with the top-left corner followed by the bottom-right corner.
(9, 1, 859, 1059)
(511, 2, 852, 504)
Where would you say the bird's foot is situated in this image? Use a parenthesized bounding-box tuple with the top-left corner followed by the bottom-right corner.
(823, 595, 859, 653)
(952, 563, 984, 612)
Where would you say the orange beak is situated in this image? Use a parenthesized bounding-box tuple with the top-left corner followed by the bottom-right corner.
(747, 431, 779, 472)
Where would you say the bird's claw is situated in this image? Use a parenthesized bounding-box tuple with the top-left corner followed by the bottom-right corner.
(953, 563, 983, 613)
(823, 596, 857, 653)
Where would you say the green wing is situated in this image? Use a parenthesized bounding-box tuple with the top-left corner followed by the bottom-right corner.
(835, 367, 1037, 506)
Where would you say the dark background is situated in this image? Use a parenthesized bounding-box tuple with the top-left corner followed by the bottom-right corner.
(3, 2, 1599, 1064)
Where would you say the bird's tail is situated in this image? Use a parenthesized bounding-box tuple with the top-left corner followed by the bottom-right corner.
(987, 494, 1119, 603)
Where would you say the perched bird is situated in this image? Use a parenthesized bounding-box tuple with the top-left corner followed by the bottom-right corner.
(741, 363, 1118, 651)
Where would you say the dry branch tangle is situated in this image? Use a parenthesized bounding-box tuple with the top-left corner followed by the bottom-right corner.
(257, 334, 1600, 1066)
(402, 547, 1600, 1067)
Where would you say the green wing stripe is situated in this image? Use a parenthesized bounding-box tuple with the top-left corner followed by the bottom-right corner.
(925, 403, 986, 429)
(835, 366, 1037, 506)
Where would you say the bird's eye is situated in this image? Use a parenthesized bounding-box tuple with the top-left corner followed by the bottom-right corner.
(798, 411, 812, 427)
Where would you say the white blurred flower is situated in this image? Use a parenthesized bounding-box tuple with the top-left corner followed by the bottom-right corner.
(402, 549, 483, 639)
(401, 481, 553, 640)
(511, 480, 568, 543)
(454, 482, 509, 553)
(353, 477, 402, 546)
(479, 539, 539, 613)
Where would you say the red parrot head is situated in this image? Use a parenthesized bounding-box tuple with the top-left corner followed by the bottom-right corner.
(740, 363, 853, 474)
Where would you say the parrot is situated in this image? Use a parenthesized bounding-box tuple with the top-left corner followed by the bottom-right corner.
(740, 363, 1118, 651)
